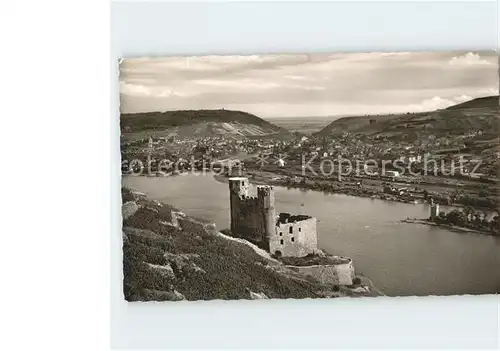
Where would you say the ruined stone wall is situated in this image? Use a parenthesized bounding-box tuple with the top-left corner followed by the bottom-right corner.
(333, 260, 355, 285)
(287, 259, 355, 286)
(270, 217, 318, 257)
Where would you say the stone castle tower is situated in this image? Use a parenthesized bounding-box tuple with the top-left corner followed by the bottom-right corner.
(228, 177, 275, 248)
(429, 198, 440, 220)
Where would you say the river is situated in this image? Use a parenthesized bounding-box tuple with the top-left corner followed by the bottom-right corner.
(123, 173, 500, 296)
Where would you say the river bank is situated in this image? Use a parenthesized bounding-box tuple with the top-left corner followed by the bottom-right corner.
(212, 166, 498, 212)
(126, 168, 497, 213)
(122, 187, 383, 301)
(401, 218, 498, 236)
(212, 172, 499, 237)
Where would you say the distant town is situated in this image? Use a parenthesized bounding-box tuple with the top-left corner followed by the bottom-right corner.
(121, 99, 499, 215)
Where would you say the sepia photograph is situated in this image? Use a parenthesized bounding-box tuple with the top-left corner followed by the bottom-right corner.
(119, 52, 499, 301)
(5, 1, 500, 349)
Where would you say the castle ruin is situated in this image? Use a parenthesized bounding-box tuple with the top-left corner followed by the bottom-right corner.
(228, 177, 318, 257)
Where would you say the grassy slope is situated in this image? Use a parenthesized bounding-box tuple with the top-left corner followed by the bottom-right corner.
(122, 188, 335, 301)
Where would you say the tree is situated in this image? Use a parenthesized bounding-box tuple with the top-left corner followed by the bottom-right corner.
(471, 212, 482, 228)
(463, 206, 475, 220)
(445, 209, 467, 227)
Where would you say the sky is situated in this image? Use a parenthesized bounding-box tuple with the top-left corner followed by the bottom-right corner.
(120, 51, 498, 118)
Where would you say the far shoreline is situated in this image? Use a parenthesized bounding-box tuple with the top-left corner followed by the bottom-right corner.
(212, 173, 499, 238)
(401, 218, 498, 237)
(212, 172, 423, 204)
(211, 172, 497, 213)
(123, 171, 498, 216)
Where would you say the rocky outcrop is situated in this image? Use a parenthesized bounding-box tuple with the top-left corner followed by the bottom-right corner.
(177, 217, 217, 238)
(122, 201, 139, 220)
(146, 263, 176, 280)
(247, 289, 269, 300)
(123, 226, 173, 247)
(142, 288, 186, 301)
(164, 252, 206, 277)
(131, 190, 147, 200)
(170, 211, 186, 227)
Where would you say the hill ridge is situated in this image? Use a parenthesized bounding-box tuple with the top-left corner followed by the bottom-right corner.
(445, 95, 499, 110)
(315, 95, 499, 138)
(121, 109, 290, 140)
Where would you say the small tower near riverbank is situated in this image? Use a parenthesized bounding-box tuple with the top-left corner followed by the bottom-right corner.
(429, 199, 440, 220)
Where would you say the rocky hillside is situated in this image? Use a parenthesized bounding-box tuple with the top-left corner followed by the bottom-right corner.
(315, 95, 499, 139)
(121, 187, 379, 301)
(120, 109, 291, 141)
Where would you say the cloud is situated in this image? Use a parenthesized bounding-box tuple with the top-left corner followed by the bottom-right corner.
(121, 54, 311, 78)
(120, 81, 191, 98)
(448, 52, 493, 66)
(191, 78, 282, 90)
(120, 52, 498, 116)
(120, 82, 158, 96)
(410, 96, 455, 111)
(454, 95, 472, 102)
(477, 87, 499, 96)
(408, 93, 492, 112)
(379, 52, 412, 57)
